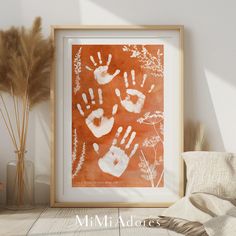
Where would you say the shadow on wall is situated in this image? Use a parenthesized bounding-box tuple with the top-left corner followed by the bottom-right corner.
(29, 101, 51, 204)
(184, 28, 225, 151)
(88, 0, 184, 24)
(35, 175, 50, 204)
(87, 0, 236, 152)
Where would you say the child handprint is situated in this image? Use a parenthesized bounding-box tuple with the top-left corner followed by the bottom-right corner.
(77, 88, 118, 138)
(115, 70, 155, 113)
(93, 126, 139, 177)
(85, 52, 120, 85)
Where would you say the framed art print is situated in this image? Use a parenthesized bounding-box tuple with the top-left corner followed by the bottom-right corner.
(51, 26, 184, 207)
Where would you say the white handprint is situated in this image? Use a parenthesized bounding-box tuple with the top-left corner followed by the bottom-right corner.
(77, 88, 118, 138)
(115, 70, 155, 113)
(93, 126, 139, 177)
(86, 52, 120, 85)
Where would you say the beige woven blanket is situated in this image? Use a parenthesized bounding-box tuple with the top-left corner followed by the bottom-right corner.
(163, 193, 236, 235)
(144, 193, 236, 235)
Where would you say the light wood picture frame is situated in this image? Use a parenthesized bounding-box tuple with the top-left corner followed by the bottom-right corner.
(51, 25, 184, 207)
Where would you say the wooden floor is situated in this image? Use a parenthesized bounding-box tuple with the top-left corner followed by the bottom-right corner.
(0, 207, 181, 236)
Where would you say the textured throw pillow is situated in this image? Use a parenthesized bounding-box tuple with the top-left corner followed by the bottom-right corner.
(182, 151, 236, 199)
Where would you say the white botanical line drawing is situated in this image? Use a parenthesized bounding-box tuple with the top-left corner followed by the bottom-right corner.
(137, 111, 164, 187)
(137, 110, 164, 151)
(73, 47, 82, 94)
(72, 128, 78, 163)
(77, 88, 118, 138)
(72, 142, 86, 179)
(122, 45, 164, 78)
(160, 121, 164, 136)
(143, 135, 161, 164)
(93, 126, 139, 177)
(143, 135, 160, 148)
(115, 70, 155, 114)
(139, 150, 164, 187)
(72, 129, 86, 178)
(139, 150, 159, 187)
(137, 110, 163, 126)
(85, 52, 120, 85)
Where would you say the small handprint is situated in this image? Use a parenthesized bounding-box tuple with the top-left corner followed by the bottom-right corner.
(85, 52, 120, 85)
(115, 70, 155, 113)
(77, 88, 118, 138)
(93, 126, 139, 177)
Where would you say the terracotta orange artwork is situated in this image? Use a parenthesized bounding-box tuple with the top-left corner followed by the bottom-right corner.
(72, 44, 164, 187)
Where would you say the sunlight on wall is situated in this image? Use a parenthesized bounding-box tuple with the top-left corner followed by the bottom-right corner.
(205, 69, 236, 152)
(79, 0, 131, 24)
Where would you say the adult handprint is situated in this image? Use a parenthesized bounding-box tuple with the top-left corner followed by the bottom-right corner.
(85, 52, 120, 85)
(77, 88, 118, 138)
(93, 126, 139, 177)
(115, 70, 155, 113)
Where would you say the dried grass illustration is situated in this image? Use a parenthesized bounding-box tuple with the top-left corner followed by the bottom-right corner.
(143, 135, 161, 148)
(73, 47, 82, 94)
(72, 142, 86, 179)
(137, 110, 163, 125)
(72, 128, 78, 163)
(139, 150, 158, 187)
(138, 110, 164, 187)
(123, 45, 164, 78)
(138, 111, 164, 144)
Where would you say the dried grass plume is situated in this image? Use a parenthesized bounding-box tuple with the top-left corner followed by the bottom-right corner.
(0, 17, 53, 107)
(0, 17, 54, 206)
(184, 122, 206, 151)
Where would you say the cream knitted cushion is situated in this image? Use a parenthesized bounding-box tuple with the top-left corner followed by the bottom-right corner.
(182, 151, 236, 199)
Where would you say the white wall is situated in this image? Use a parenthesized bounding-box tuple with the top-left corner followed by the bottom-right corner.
(1, 0, 236, 204)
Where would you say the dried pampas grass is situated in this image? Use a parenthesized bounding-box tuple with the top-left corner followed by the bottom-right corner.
(0, 17, 53, 206)
(0, 17, 53, 107)
(0, 17, 53, 150)
(0, 27, 21, 93)
(184, 122, 206, 151)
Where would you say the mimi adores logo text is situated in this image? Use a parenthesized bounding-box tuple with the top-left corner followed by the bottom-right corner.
(75, 215, 160, 228)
